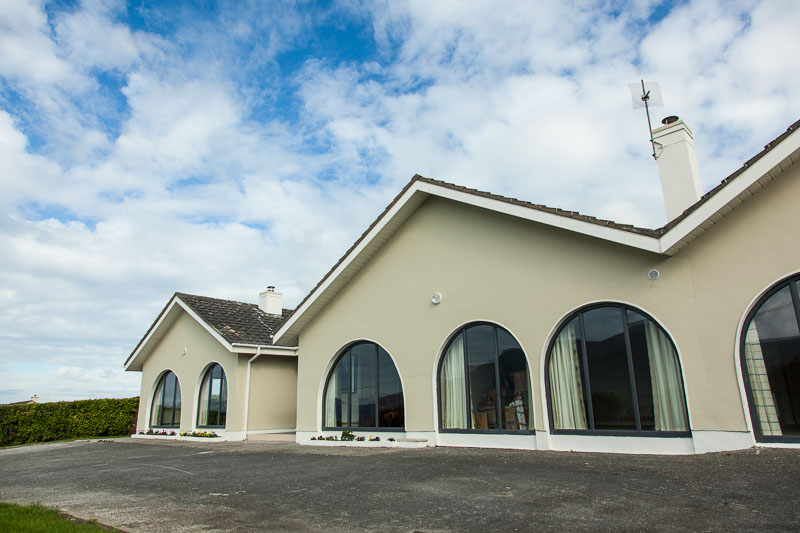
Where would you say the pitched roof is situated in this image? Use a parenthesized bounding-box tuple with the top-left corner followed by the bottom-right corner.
(125, 292, 295, 371)
(175, 292, 291, 346)
(273, 118, 800, 346)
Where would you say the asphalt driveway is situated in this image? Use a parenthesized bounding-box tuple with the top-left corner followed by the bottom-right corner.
(1, 438, 799, 532)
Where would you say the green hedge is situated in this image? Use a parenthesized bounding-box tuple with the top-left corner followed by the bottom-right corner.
(0, 397, 139, 447)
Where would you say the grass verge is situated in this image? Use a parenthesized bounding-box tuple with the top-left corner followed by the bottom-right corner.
(0, 502, 121, 532)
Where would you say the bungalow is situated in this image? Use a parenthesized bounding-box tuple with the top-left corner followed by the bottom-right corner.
(126, 116, 800, 454)
(124, 289, 297, 441)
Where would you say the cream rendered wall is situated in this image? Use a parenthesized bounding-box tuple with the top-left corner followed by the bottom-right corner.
(295, 164, 800, 436)
(246, 356, 298, 431)
(136, 311, 243, 433)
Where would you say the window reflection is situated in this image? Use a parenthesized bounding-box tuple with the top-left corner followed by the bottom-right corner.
(743, 279, 800, 439)
(198, 363, 227, 428)
(324, 342, 404, 429)
(151, 371, 181, 428)
(547, 304, 689, 434)
(439, 323, 532, 432)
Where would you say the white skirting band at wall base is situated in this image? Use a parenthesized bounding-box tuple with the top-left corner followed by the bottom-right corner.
(690, 430, 753, 454)
(246, 429, 296, 435)
(548, 434, 695, 455)
(295, 430, 768, 454)
(222, 430, 246, 441)
(436, 432, 538, 450)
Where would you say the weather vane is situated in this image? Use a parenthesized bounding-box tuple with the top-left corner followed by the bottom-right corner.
(629, 80, 664, 159)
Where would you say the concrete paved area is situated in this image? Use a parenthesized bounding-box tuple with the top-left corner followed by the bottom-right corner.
(1, 439, 799, 532)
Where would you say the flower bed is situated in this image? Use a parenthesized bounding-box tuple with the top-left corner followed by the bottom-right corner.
(132, 429, 224, 442)
(306, 430, 427, 448)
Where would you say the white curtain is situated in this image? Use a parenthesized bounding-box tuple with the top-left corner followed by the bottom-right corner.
(441, 334, 468, 429)
(325, 370, 338, 427)
(150, 378, 164, 426)
(549, 323, 587, 430)
(198, 374, 210, 426)
(743, 321, 782, 436)
(644, 322, 689, 431)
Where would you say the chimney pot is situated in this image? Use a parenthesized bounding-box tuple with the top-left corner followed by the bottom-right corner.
(661, 115, 679, 125)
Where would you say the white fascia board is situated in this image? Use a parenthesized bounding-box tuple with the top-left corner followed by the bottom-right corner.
(124, 296, 182, 371)
(272, 179, 663, 344)
(414, 181, 661, 253)
(658, 129, 800, 254)
(273, 183, 427, 344)
(124, 296, 235, 371)
(231, 343, 299, 356)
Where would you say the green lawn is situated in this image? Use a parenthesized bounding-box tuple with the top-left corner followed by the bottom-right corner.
(0, 503, 120, 532)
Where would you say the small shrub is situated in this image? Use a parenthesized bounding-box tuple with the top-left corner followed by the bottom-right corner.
(340, 429, 355, 441)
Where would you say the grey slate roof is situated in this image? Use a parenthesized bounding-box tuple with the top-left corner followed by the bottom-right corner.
(175, 292, 291, 346)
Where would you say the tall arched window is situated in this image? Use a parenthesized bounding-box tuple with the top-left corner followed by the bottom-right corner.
(741, 275, 800, 442)
(546, 304, 689, 435)
(323, 342, 404, 430)
(198, 363, 227, 428)
(151, 371, 181, 428)
(438, 323, 532, 432)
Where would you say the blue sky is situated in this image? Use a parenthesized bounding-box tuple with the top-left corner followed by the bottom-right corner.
(1, 0, 798, 403)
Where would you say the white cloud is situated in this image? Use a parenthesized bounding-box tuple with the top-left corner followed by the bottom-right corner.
(0, 0, 84, 88)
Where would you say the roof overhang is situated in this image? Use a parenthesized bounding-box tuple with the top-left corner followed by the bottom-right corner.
(659, 126, 800, 254)
(273, 121, 800, 347)
(124, 295, 298, 372)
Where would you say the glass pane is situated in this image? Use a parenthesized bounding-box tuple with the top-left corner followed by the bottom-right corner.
(631, 311, 688, 432)
(548, 318, 588, 430)
(218, 372, 227, 426)
(497, 328, 530, 431)
(151, 378, 164, 426)
(378, 347, 403, 427)
(752, 286, 800, 435)
(466, 325, 498, 430)
(172, 375, 182, 427)
(163, 374, 176, 410)
(583, 307, 636, 430)
(350, 344, 377, 427)
(198, 372, 209, 426)
(440, 333, 468, 429)
(328, 353, 350, 427)
(209, 367, 222, 426)
(626, 311, 655, 430)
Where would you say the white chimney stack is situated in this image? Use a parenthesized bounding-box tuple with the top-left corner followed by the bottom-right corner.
(258, 285, 283, 316)
(652, 116, 702, 221)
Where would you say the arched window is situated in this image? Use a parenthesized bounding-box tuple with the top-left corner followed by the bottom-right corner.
(151, 371, 181, 428)
(741, 275, 800, 442)
(323, 342, 404, 430)
(198, 363, 227, 428)
(438, 323, 532, 432)
(546, 304, 689, 435)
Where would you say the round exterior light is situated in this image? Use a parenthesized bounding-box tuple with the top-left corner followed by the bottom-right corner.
(648, 269, 660, 281)
(431, 292, 442, 305)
